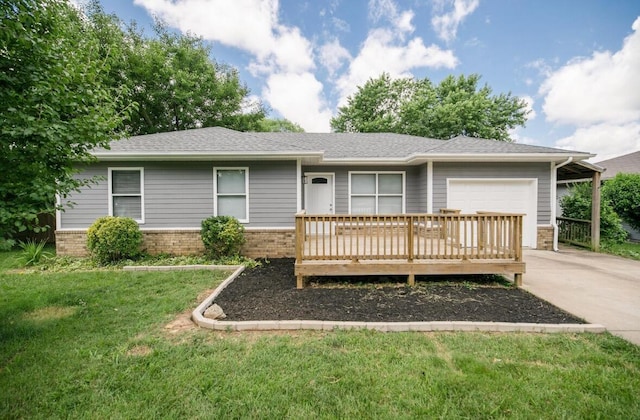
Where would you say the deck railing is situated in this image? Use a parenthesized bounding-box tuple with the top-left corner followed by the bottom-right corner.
(556, 216, 591, 248)
(295, 211, 523, 263)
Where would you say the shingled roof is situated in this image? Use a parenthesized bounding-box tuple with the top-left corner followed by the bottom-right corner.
(93, 126, 593, 163)
(595, 151, 640, 179)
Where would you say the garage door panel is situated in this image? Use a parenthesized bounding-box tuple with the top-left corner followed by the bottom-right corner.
(447, 179, 537, 248)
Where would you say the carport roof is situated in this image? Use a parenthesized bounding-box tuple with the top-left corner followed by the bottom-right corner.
(557, 160, 604, 182)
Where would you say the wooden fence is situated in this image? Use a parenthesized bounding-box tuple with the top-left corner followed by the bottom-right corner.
(556, 216, 591, 248)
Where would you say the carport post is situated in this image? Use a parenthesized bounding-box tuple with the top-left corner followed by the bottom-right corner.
(591, 171, 601, 252)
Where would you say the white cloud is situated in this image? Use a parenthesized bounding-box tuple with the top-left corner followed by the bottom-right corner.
(540, 17, 640, 126)
(263, 73, 332, 132)
(270, 26, 315, 73)
(540, 17, 640, 160)
(519, 95, 536, 121)
(554, 122, 640, 162)
(134, 0, 329, 132)
(323, 1, 458, 107)
(527, 58, 553, 78)
(368, 0, 415, 35)
(134, 0, 279, 58)
(431, 0, 480, 43)
(320, 39, 352, 76)
(335, 28, 458, 106)
(368, 0, 398, 24)
(395, 11, 415, 34)
(509, 128, 540, 146)
(332, 17, 350, 33)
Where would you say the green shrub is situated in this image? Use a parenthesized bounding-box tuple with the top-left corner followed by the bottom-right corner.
(86, 216, 143, 264)
(0, 238, 16, 251)
(602, 173, 640, 231)
(201, 216, 245, 259)
(560, 182, 628, 243)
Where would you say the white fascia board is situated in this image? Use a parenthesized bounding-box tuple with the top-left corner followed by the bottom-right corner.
(92, 151, 324, 162)
(318, 152, 596, 165)
(408, 152, 596, 163)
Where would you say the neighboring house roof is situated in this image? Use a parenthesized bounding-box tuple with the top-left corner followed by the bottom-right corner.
(92, 126, 594, 164)
(595, 151, 640, 180)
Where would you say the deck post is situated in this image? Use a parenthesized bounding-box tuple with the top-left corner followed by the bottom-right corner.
(295, 211, 305, 289)
(514, 273, 523, 287)
(514, 215, 523, 287)
(408, 273, 415, 287)
(591, 171, 601, 252)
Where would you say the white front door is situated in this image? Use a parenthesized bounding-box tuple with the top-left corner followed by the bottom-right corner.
(305, 174, 334, 214)
(305, 173, 334, 234)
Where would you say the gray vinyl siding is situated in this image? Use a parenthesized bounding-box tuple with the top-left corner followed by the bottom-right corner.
(59, 166, 109, 228)
(247, 161, 297, 227)
(302, 165, 424, 214)
(433, 162, 551, 224)
(60, 161, 297, 229)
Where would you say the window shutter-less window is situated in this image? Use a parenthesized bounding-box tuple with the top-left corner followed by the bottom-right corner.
(216, 169, 248, 221)
(111, 170, 142, 220)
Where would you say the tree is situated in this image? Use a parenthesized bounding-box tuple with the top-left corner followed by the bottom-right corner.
(124, 25, 265, 134)
(0, 0, 127, 247)
(560, 182, 628, 243)
(602, 173, 640, 231)
(256, 118, 305, 132)
(331, 73, 529, 141)
(83, 3, 266, 135)
(331, 74, 414, 133)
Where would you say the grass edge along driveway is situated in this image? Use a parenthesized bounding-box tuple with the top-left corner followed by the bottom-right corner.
(0, 250, 638, 418)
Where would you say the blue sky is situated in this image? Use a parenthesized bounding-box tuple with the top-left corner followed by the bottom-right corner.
(94, 0, 640, 161)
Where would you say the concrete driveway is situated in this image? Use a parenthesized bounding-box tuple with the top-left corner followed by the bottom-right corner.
(522, 247, 640, 346)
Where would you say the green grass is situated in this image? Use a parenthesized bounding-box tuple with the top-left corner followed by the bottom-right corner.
(601, 241, 640, 260)
(1, 251, 639, 418)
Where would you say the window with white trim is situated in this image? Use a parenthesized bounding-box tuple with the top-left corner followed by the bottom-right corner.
(349, 172, 405, 214)
(109, 168, 144, 222)
(214, 168, 249, 222)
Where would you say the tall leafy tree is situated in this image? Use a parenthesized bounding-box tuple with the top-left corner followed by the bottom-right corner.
(124, 25, 265, 134)
(0, 0, 127, 245)
(331, 73, 529, 141)
(84, 3, 266, 135)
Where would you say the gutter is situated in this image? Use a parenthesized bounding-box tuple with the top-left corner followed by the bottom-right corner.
(552, 157, 573, 251)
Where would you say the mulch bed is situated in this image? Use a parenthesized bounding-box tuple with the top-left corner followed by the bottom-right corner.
(214, 258, 584, 324)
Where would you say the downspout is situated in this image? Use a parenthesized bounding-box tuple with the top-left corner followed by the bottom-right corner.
(552, 157, 573, 251)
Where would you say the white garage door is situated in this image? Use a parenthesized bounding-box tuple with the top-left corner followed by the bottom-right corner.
(447, 179, 538, 248)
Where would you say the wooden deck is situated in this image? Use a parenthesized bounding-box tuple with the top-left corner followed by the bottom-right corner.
(295, 212, 525, 288)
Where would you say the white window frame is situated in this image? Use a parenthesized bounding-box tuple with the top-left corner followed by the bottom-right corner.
(108, 167, 145, 224)
(213, 167, 249, 223)
(348, 171, 406, 214)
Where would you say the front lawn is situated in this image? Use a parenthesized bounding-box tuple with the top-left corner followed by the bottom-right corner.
(1, 250, 638, 418)
(601, 241, 640, 260)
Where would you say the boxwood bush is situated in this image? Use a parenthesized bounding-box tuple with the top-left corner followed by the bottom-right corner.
(201, 216, 245, 259)
(87, 216, 143, 264)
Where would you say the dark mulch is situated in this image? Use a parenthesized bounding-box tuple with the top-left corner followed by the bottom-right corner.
(214, 258, 584, 324)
